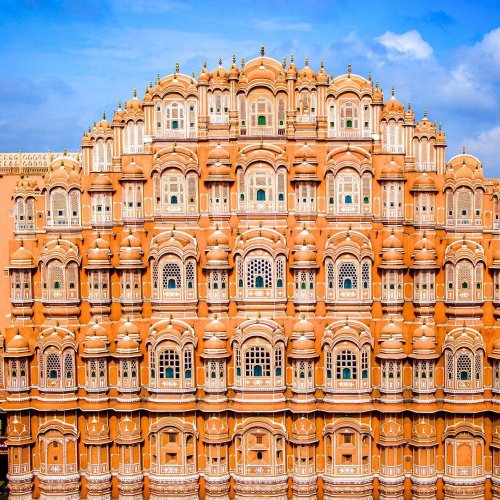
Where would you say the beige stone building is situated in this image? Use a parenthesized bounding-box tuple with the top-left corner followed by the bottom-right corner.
(1, 49, 499, 499)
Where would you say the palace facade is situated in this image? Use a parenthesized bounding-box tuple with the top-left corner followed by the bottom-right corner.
(1, 49, 500, 500)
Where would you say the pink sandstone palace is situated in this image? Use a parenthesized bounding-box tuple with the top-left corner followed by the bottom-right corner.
(0, 48, 498, 499)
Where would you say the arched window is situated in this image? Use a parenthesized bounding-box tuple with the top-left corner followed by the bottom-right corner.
(444, 431, 484, 481)
(249, 97, 273, 134)
(324, 336, 371, 395)
(324, 426, 371, 477)
(93, 139, 112, 171)
(149, 341, 195, 391)
(339, 101, 359, 132)
(40, 347, 76, 390)
(155, 169, 198, 215)
(327, 169, 371, 215)
(245, 346, 271, 377)
(236, 425, 286, 476)
(152, 256, 197, 302)
(325, 256, 371, 303)
(125, 121, 144, 154)
(445, 339, 484, 394)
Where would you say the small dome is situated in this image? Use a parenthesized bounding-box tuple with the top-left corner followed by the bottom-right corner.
(211, 62, 228, 84)
(207, 160, 231, 177)
(292, 417, 316, 441)
(90, 174, 113, 189)
(381, 320, 402, 337)
(382, 231, 403, 250)
(204, 335, 226, 350)
(412, 422, 436, 441)
(84, 335, 107, 353)
(380, 420, 404, 439)
(10, 244, 34, 264)
(294, 227, 315, 247)
(116, 334, 139, 354)
(379, 336, 405, 357)
(247, 62, 276, 82)
(298, 62, 316, 82)
(117, 317, 140, 337)
(413, 322, 435, 338)
(291, 334, 315, 351)
(87, 319, 107, 338)
(455, 164, 474, 181)
(205, 316, 227, 335)
(6, 333, 29, 353)
(206, 246, 229, 262)
(382, 248, 404, 262)
(208, 144, 230, 161)
(295, 159, 317, 175)
(122, 159, 144, 176)
(413, 335, 436, 352)
(205, 417, 229, 438)
(292, 316, 315, 335)
(384, 94, 405, 113)
(294, 143, 317, 162)
(412, 172, 436, 190)
(381, 159, 404, 177)
(207, 227, 229, 247)
(294, 246, 316, 263)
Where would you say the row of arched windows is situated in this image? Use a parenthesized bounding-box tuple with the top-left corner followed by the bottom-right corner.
(9, 338, 488, 395)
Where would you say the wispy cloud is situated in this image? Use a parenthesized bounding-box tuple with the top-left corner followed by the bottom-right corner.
(108, 0, 190, 13)
(375, 30, 433, 60)
(464, 125, 500, 172)
(253, 19, 312, 32)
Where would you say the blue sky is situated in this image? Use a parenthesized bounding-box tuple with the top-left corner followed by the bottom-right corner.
(1, 0, 500, 174)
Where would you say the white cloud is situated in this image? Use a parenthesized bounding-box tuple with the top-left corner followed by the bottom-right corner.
(463, 125, 500, 173)
(375, 30, 433, 60)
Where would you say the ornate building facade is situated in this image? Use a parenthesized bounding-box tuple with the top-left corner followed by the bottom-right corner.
(1, 49, 500, 499)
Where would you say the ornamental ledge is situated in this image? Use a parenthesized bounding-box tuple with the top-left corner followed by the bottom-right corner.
(233, 474, 288, 484)
(149, 473, 200, 484)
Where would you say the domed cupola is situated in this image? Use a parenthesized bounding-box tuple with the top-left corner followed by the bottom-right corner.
(380, 230, 405, 268)
(118, 229, 144, 268)
(412, 232, 438, 269)
(206, 143, 232, 180)
(86, 234, 112, 268)
(297, 57, 316, 84)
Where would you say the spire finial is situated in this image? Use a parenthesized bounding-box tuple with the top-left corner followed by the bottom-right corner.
(118, 100, 121, 108)
(102, 112, 106, 120)
(156, 72, 161, 83)
(391, 86, 395, 97)
(305, 56, 309, 66)
(149, 80, 153, 88)
(203, 59, 207, 69)
(282, 56, 286, 68)
(424, 108, 428, 118)
(407, 101, 412, 111)
(367, 71, 372, 82)
(260, 44, 265, 56)
(347, 64, 352, 76)
(320, 59, 324, 69)
(375, 81, 379, 90)
(462, 145, 466, 154)
(175, 61, 180, 73)
(218, 56, 222, 66)
(290, 54, 294, 63)
(133, 87, 137, 98)
(241, 56, 245, 68)
(232, 53, 236, 64)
